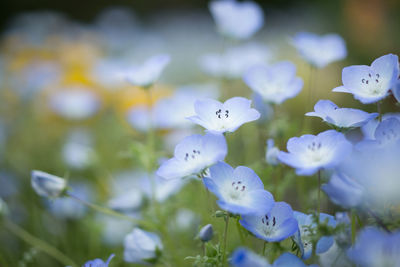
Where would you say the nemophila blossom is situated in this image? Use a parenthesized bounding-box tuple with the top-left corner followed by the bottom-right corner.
(292, 32, 347, 68)
(91, 58, 136, 90)
(139, 173, 188, 202)
(361, 113, 400, 140)
(124, 228, 163, 264)
(203, 161, 274, 215)
(293, 211, 337, 260)
(306, 100, 378, 129)
(393, 79, 400, 102)
(322, 172, 364, 208)
(126, 54, 170, 88)
(347, 227, 400, 267)
(98, 214, 136, 246)
(243, 62, 303, 104)
(31, 170, 67, 198)
(199, 43, 270, 79)
(62, 129, 95, 170)
(188, 97, 260, 134)
(266, 139, 280, 165)
(209, 0, 264, 40)
(240, 201, 298, 242)
(83, 254, 114, 267)
(156, 133, 227, 180)
(172, 209, 200, 233)
(357, 117, 400, 150)
(230, 248, 310, 267)
(333, 54, 399, 104)
(278, 130, 352, 176)
(49, 88, 101, 120)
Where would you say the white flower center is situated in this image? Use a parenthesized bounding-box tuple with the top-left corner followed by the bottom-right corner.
(261, 214, 277, 236)
(305, 141, 326, 162)
(360, 72, 383, 95)
(225, 180, 247, 203)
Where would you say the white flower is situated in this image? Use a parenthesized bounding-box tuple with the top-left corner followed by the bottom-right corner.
(31, 170, 67, 198)
(124, 228, 163, 264)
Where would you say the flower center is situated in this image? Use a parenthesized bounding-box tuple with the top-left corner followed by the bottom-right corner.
(361, 72, 382, 95)
(261, 214, 277, 236)
(228, 180, 246, 200)
(215, 109, 229, 119)
(307, 141, 325, 162)
(184, 149, 201, 162)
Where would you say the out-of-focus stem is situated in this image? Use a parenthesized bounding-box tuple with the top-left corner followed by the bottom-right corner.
(317, 169, 321, 223)
(236, 217, 245, 245)
(377, 102, 382, 122)
(4, 219, 77, 267)
(222, 215, 230, 266)
(351, 210, 356, 244)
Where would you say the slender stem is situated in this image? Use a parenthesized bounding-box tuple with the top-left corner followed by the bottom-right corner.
(351, 210, 356, 244)
(4, 219, 78, 267)
(377, 102, 382, 122)
(368, 209, 391, 233)
(67, 192, 155, 229)
(202, 243, 206, 256)
(262, 241, 267, 256)
(317, 170, 321, 223)
(235, 218, 245, 245)
(222, 215, 230, 266)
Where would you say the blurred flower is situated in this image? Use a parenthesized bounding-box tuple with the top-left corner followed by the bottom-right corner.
(62, 129, 96, 170)
(230, 247, 269, 267)
(0, 198, 8, 217)
(243, 62, 303, 104)
(188, 97, 260, 134)
(306, 100, 378, 129)
(91, 58, 136, 90)
(49, 87, 101, 120)
(322, 172, 364, 208)
(278, 130, 352, 176)
(126, 54, 170, 88)
(171, 209, 199, 233)
(240, 202, 298, 242)
(293, 211, 336, 260)
(83, 254, 114, 267)
(393, 79, 400, 102)
(266, 139, 280, 166)
(198, 224, 213, 242)
(209, 0, 264, 40)
(98, 214, 136, 246)
(357, 117, 400, 150)
(292, 32, 347, 68)
(124, 228, 163, 264)
(47, 182, 92, 219)
(347, 227, 400, 267)
(333, 54, 399, 104)
(156, 133, 227, 180)
(252, 93, 274, 122)
(273, 252, 311, 267)
(361, 113, 400, 140)
(31, 170, 67, 198)
(140, 174, 188, 203)
(203, 161, 274, 215)
(199, 43, 270, 79)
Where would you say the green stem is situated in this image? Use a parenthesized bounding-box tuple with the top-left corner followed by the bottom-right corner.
(317, 170, 321, 223)
(222, 215, 230, 266)
(67, 192, 155, 230)
(351, 210, 356, 244)
(235, 218, 245, 245)
(4, 219, 78, 267)
(377, 102, 382, 122)
(262, 241, 267, 256)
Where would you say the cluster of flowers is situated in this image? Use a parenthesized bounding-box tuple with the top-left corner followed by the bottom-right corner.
(2, 0, 399, 266)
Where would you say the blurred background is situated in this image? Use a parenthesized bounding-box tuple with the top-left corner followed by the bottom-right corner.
(0, 0, 399, 266)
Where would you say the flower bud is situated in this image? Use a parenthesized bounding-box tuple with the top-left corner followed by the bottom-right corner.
(31, 170, 67, 198)
(199, 224, 213, 242)
(0, 198, 8, 217)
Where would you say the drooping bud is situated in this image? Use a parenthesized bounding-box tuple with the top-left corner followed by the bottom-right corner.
(31, 170, 67, 198)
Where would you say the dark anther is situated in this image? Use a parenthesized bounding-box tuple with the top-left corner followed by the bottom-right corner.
(366, 80, 369, 84)
(273, 217, 276, 226)
(241, 186, 245, 191)
(376, 74, 380, 78)
(362, 79, 365, 83)
(376, 79, 379, 83)
(368, 73, 372, 78)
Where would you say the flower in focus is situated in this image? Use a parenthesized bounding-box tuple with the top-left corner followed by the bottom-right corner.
(292, 32, 347, 68)
(83, 254, 114, 267)
(209, 0, 264, 40)
(293, 211, 337, 260)
(347, 227, 400, 267)
(203, 161, 274, 215)
(187, 97, 260, 134)
(126, 54, 170, 88)
(31, 170, 67, 198)
(49, 87, 101, 120)
(333, 54, 399, 104)
(322, 172, 364, 208)
(124, 228, 163, 264)
(243, 62, 303, 104)
(199, 43, 270, 79)
(306, 99, 378, 129)
(240, 201, 298, 242)
(278, 130, 352, 176)
(198, 224, 213, 242)
(266, 139, 280, 165)
(156, 133, 227, 180)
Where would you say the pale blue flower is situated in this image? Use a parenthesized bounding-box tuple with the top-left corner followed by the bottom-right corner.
(347, 227, 400, 267)
(273, 253, 312, 267)
(278, 130, 352, 176)
(292, 32, 347, 68)
(98, 214, 135, 246)
(266, 139, 280, 165)
(393, 79, 400, 102)
(62, 129, 95, 170)
(157, 133, 227, 180)
(240, 202, 298, 242)
(209, 0, 264, 40)
(188, 97, 260, 134)
(361, 113, 400, 140)
(203, 161, 274, 215)
(83, 254, 114, 267)
(322, 172, 364, 208)
(126, 54, 170, 88)
(31, 170, 67, 198)
(49, 87, 101, 120)
(243, 62, 303, 104)
(199, 224, 214, 242)
(139, 173, 188, 202)
(306, 99, 378, 129)
(357, 117, 400, 150)
(91, 58, 136, 90)
(333, 54, 399, 104)
(200, 43, 270, 79)
(124, 228, 163, 264)
(293, 211, 337, 260)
